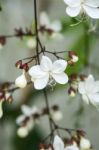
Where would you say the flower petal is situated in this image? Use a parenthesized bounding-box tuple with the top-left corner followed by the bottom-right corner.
(66, 6, 81, 17)
(65, 145, 79, 150)
(40, 12, 50, 26)
(64, 0, 81, 7)
(88, 93, 99, 104)
(34, 75, 49, 90)
(40, 56, 52, 71)
(52, 60, 67, 74)
(78, 82, 86, 94)
(53, 135, 64, 150)
(48, 21, 62, 32)
(21, 105, 31, 116)
(28, 65, 46, 79)
(16, 115, 25, 125)
(85, 75, 95, 92)
(52, 73, 68, 84)
(83, 5, 99, 19)
(93, 81, 99, 93)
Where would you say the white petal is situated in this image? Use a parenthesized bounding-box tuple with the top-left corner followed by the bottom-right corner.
(64, 0, 81, 7)
(78, 82, 86, 94)
(65, 145, 79, 150)
(17, 127, 28, 138)
(31, 106, 39, 114)
(83, 5, 99, 19)
(15, 73, 27, 88)
(53, 135, 64, 150)
(48, 21, 62, 32)
(85, 0, 99, 7)
(28, 65, 46, 78)
(88, 94, 99, 104)
(40, 12, 50, 26)
(21, 105, 31, 116)
(0, 101, 3, 118)
(52, 60, 67, 74)
(34, 75, 49, 89)
(85, 75, 95, 92)
(93, 81, 99, 93)
(16, 115, 25, 125)
(66, 6, 81, 17)
(40, 56, 52, 71)
(52, 73, 68, 84)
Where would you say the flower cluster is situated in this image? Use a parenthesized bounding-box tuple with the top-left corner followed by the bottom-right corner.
(16, 104, 63, 138)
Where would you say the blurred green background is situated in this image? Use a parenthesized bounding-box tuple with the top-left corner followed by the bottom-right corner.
(0, 0, 99, 150)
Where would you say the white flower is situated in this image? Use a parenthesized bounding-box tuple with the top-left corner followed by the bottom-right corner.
(15, 71, 27, 88)
(16, 105, 39, 125)
(64, 0, 99, 19)
(40, 12, 62, 32)
(16, 105, 39, 137)
(80, 137, 91, 149)
(28, 56, 68, 90)
(78, 74, 99, 107)
(53, 135, 79, 150)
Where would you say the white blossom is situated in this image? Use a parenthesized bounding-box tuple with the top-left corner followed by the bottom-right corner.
(64, 0, 99, 19)
(15, 71, 27, 88)
(53, 135, 79, 150)
(28, 56, 68, 90)
(16, 105, 40, 137)
(78, 74, 99, 108)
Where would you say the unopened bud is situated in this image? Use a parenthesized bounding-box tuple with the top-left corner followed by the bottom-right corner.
(15, 71, 27, 88)
(68, 87, 76, 97)
(17, 126, 28, 138)
(69, 51, 79, 63)
(15, 60, 22, 69)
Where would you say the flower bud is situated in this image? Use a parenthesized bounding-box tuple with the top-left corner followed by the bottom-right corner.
(0, 36, 6, 49)
(69, 51, 79, 63)
(22, 63, 29, 72)
(26, 38, 36, 49)
(80, 137, 91, 149)
(68, 87, 76, 97)
(15, 60, 22, 69)
(17, 126, 28, 138)
(15, 71, 27, 88)
(51, 105, 63, 121)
